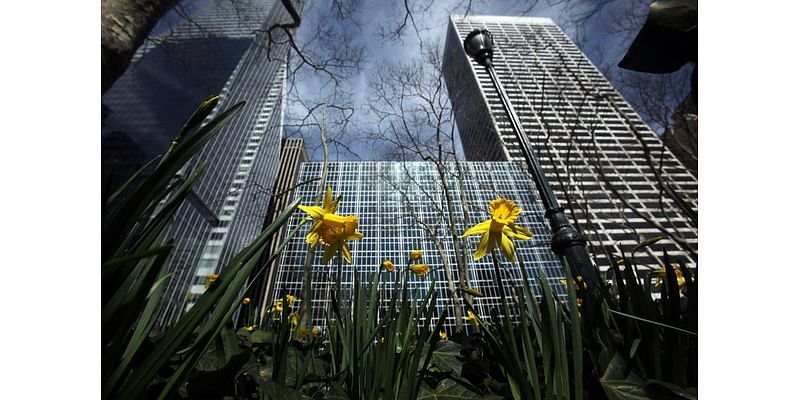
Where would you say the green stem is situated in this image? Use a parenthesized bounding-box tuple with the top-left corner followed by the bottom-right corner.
(337, 250, 343, 303)
(490, 250, 531, 400)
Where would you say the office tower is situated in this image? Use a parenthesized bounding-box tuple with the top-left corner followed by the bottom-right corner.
(242, 137, 309, 324)
(102, 0, 280, 186)
(102, 0, 298, 327)
(442, 16, 698, 271)
(270, 161, 567, 332)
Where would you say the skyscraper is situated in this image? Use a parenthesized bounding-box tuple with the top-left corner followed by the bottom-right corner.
(242, 137, 309, 324)
(270, 161, 567, 332)
(442, 16, 698, 271)
(102, 0, 298, 327)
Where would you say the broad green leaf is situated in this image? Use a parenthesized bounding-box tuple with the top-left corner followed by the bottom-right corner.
(283, 347, 305, 387)
(430, 340, 463, 376)
(250, 330, 273, 344)
(600, 353, 648, 400)
(418, 379, 482, 400)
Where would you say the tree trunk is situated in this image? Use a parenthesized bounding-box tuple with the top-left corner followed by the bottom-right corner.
(101, 0, 180, 94)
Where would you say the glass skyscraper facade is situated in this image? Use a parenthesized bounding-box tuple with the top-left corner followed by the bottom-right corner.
(102, 0, 297, 327)
(271, 161, 567, 333)
(442, 16, 698, 271)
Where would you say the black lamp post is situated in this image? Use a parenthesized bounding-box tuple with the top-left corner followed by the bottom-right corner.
(463, 29, 600, 286)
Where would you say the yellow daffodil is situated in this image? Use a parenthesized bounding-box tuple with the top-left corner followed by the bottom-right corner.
(382, 260, 395, 272)
(409, 263, 430, 276)
(298, 186, 363, 264)
(271, 294, 297, 316)
(244, 325, 256, 332)
(242, 297, 251, 305)
(410, 250, 423, 260)
(311, 326, 321, 337)
(656, 264, 686, 293)
(439, 330, 448, 340)
(465, 310, 479, 328)
(271, 299, 283, 315)
(560, 276, 587, 290)
(462, 198, 533, 263)
(288, 311, 300, 327)
(204, 273, 219, 289)
(285, 294, 297, 308)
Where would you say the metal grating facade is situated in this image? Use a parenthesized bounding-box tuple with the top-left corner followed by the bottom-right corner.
(442, 15, 698, 271)
(271, 161, 567, 333)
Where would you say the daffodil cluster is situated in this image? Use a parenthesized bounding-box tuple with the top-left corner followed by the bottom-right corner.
(404, 250, 430, 277)
(462, 198, 533, 263)
(270, 294, 297, 315)
(298, 186, 364, 264)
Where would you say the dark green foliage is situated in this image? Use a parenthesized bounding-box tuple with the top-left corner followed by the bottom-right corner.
(101, 97, 301, 400)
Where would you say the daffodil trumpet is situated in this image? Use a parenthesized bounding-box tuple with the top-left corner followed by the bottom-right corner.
(462, 198, 533, 263)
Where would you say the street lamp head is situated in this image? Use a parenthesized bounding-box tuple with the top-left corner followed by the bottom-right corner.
(463, 29, 494, 66)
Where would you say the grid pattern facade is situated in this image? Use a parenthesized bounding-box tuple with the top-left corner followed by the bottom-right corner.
(100, 0, 295, 327)
(442, 16, 698, 270)
(271, 161, 567, 333)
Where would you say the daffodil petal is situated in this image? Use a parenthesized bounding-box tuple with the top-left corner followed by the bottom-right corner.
(346, 230, 363, 240)
(499, 232, 516, 263)
(298, 205, 325, 219)
(306, 220, 322, 246)
(474, 232, 491, 260)
(306, 231, 320, 246)
(462, 220, 491, 237)
(503, 224, 533, 240)
(341, 243, 352, 263)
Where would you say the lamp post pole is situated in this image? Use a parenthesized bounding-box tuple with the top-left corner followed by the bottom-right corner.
(463, 29, 600, 286)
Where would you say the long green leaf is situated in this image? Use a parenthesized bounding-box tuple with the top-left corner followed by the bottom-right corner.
(103, 270, 174, 397)
(158, 201, 304, 399)
(105, 155, 161, 207)
(103, 100, 245, 261)
(102, 242, 172, 396)
(114, 199, 298, 400)
(103, 163, 206, 308)
(562, 257, 583, 400)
